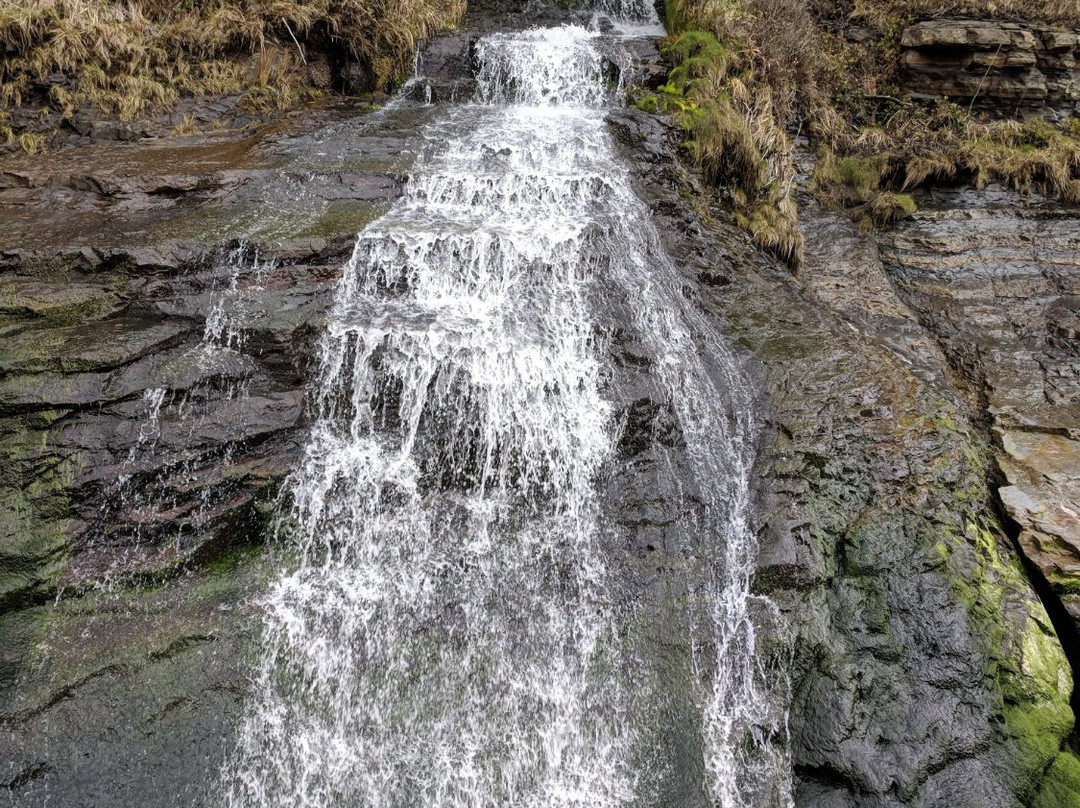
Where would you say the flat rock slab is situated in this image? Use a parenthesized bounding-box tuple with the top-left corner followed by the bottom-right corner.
(1000, 430, 1080, 615)
(0, 319, 194, 375)
(0, 102, 422, 252)
(902, 20, 1042, 50)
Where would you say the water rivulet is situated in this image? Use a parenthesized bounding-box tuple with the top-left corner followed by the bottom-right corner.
(222, 14, 792, 808)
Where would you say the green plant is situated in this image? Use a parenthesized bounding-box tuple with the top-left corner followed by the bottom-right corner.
(642, 23, 804, 268)
(864, 190, 916, 225)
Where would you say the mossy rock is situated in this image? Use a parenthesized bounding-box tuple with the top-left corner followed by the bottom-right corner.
(1034, 751, 1080, 808)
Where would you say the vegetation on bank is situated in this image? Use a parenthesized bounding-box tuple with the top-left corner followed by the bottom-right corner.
(0, 0, 465, 149)
(635, 0, 822, 267)
(813, 112, 1080, 217)
(646, 0, 1080, 268)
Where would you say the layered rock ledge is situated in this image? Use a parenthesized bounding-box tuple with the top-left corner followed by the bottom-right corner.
(901, 20, 1080, 115)
(878, 194, 1080, 629)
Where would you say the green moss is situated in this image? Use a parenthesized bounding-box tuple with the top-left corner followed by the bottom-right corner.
(1053, 576, 1080, 597)
(660, 30, 732, 97)
(632, 89, 663, 115)
(812, 148, 918, 227)
(1034, 752, 1080, 808)
(937, 515, 1076, 801)
(836, 155, 884, 196)
(1006, 700, 1074, 788)
(633, 18, 803, 269)
(203, 541, 264, 578)
(905, 397, 1076, 802)
(0, 419, 77, 614)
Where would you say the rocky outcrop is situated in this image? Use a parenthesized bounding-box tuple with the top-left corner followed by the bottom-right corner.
(877, 192, 1080, 634)
(0, 107, 411, 803)
(1, 550, 269, 805)
(0, 110, 409, 610)
(611, 107, 1080, 807)
(900, 20, 1080, 116)
(2, 10, 1078, 807)
(411, 20, 664, 105)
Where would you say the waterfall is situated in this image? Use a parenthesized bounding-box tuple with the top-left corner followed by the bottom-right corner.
(222, 14, 791, 808)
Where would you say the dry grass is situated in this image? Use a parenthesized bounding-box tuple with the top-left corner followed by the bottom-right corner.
(666, 0, 826, 127)
(812, 112, 1080, 216)
(652, 0, 1080, 260)
(865, 190, 917, 224)
(0, 0, 465, 147)
(734, 196, 805, 267)
(645, 2, 823, 269)
(170, 114, 200, 137)
(848, 0, 1080, 29)
(805, 1, 1080, 209)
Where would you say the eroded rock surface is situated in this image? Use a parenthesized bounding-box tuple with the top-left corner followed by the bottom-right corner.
(611, 106, 1079, 807)
(901, 20, 1080, 116)
(878, 195, 1080, 630)
(0, 103, 422, 803)
(1, 11, 1079, 808)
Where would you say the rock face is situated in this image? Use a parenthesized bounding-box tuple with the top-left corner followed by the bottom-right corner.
(0, 114, 413, 610)
(878, 193, 1080, 631)
(410, 19, 664, 105)
(0, 237, 339, 802)
(900, 20, 1080, 115)
(610, 107, 1080, 807)
(0, 106, 415, 804)
(1, 552, 270, 806)
(2, 11, 1079, 808)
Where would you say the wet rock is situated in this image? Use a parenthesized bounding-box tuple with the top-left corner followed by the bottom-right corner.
(0, 105, 410, 253)
(1048, 295, 1080, 352)
(616, 397, 683, 457)
(1, 555, 267, 807)
(0, 280, 125, 322)
(607, 108, 679, 165)
(612, 106, 1080, 808)
(417, 31, 480, 103)
(1, 319, 194, 376)
(296, 171, 403, 202)
(878, 197, 1080, 631)
(610, 36, 667, 90)
(0, 109, 394, 614)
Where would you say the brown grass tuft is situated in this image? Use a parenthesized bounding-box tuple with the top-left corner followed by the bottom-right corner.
(650, 7, 816, 270)
(655, 0, 1080, 252)
(0, 0, 466, 146)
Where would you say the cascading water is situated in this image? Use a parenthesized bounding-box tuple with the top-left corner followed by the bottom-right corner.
(222, 11, 791, 808)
